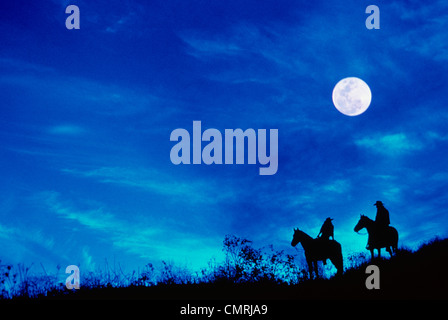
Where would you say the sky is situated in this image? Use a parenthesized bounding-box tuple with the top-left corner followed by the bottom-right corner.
(1, 0, 448, 275)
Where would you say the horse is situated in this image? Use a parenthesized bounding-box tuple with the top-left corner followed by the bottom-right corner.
(354, 215, 399, 259)
(291, 228, 343, 279)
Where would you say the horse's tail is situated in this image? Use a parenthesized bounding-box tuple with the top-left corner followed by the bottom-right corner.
(390, 226, 399, 251)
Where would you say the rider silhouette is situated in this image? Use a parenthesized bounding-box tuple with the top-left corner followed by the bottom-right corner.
(374, 201, 390, 228)
(367, 201, 390, 250)
(317, 217, 334, 241)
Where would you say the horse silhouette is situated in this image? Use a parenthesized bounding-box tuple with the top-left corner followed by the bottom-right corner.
(354, 215, 398, 259)
(291, 228, 343, 279)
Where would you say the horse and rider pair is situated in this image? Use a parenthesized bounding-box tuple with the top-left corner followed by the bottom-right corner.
(291, 200, 398, 278)
(316, 200, 396, 254)
(290, 216, 340, 278)
(355, 201, 398, 258)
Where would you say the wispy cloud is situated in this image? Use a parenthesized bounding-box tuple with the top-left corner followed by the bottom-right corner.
(0, 58, 166, 118)
(322, 179, 351, 194)
(47, 125, 86, 136)
(39, 191, 163, 264)
(104, 11, 138, 33)
(180, 23, 307, 78)
(355, 133, 424, 155)
(389, 0, 448, 61)
(0, 222, 56, 264)
(62, 166, 233, 204)
(38, 191, 222, 269)
(0, 223, 55, 251)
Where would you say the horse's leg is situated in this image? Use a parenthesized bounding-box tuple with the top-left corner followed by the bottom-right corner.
(330, 256, 343, 277)
(377, 248, 381, 258)
(386, 246, 392, 257)
(307, 259, 313, 279)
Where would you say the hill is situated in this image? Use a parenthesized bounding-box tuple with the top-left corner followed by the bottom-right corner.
(17, 237, 448, 300)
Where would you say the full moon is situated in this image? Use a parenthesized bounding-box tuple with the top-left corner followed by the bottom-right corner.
(332, 77, 372, 116)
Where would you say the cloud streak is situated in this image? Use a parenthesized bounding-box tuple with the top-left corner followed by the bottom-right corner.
(389, 0, 448, 61)
(62, 166, 233, 204)
(39, 191, 223, 270)
(355, 133, 424, 155)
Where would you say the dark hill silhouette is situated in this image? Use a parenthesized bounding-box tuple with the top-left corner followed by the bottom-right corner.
(7, 237, 448, 300)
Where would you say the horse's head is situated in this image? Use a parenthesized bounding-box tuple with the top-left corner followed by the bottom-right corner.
(354, 215, 369, 233)
(291, 228, 303, 247)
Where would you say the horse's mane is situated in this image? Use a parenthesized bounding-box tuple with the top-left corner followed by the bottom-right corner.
(361, 215, 374, 223)
(296, 229, 313, 241)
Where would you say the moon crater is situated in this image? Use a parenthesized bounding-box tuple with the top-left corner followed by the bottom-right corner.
(332, 77, 372, 116)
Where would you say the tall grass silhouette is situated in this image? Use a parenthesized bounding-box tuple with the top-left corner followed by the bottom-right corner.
(1, 236, 447, 299)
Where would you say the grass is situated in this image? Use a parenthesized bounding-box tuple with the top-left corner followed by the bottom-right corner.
(2, 236, 448, 300)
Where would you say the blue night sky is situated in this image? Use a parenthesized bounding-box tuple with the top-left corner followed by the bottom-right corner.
(1, 0, 448, 273)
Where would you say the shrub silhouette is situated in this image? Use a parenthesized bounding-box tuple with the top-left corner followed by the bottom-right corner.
(216, 235, 302, 284)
